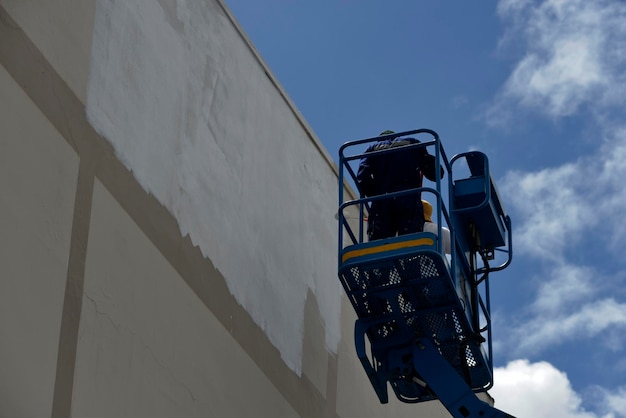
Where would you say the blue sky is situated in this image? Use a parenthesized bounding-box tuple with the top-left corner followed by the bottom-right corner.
(225, 1, 626, 416)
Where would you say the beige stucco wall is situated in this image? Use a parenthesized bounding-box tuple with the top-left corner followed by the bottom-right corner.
(0, 63, 78, 418)
(0, 0, 453, 417)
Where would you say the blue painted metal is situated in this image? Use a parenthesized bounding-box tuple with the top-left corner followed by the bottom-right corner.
(451, 151, 511, 260)
(412, 339, 516, 417)
(337, 129, 514, 417)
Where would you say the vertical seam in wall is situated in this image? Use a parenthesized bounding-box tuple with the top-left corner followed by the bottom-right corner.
(0, 6, 96, 416)
(51, 160, 95, 418)
(325, 354, 340, 418)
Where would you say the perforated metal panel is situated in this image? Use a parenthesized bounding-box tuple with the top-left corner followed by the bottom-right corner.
(339, 250, 492, 402)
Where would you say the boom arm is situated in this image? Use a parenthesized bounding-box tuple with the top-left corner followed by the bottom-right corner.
(412, 338, 514, 418)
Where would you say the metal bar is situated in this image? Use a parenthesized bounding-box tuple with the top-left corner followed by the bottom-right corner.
(413, 339, 515, 418)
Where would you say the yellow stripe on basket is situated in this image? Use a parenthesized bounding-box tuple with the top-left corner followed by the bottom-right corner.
(341, 237, 434, 263)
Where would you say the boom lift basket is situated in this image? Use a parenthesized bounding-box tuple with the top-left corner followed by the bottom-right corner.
(337, 129, 512, 413)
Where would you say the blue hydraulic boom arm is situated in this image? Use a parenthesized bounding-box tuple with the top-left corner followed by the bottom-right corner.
(412, 338, 515, 417)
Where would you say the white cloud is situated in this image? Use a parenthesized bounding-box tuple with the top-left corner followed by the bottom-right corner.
(489, 359, 626, 418)
(494, 114, 626, 360)
(531, 264, 594, 313)
(581, 384, 626, 417)
(492, 360, 626, 417)
(598, 386, 626, 417)
(491, 359, 597, 418)
(486, 3, 626, 413)
(512, 298, 626, 354)
(496, 131, 626, 354)
(500, 128, 626, 261)
(505, 37, 605, 116)
(501, 162, 588, 260)
(492, 260, 626, 355)
(490, 0, 626, 122)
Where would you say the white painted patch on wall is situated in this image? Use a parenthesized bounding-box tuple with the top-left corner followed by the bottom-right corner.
(86, 0, 342, 375)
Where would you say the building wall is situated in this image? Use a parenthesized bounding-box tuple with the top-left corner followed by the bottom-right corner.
(0, 1, 452, 417)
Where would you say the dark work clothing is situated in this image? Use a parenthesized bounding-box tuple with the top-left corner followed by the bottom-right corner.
(365, 198, 424, 240)
(356, 137, 441, 240)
